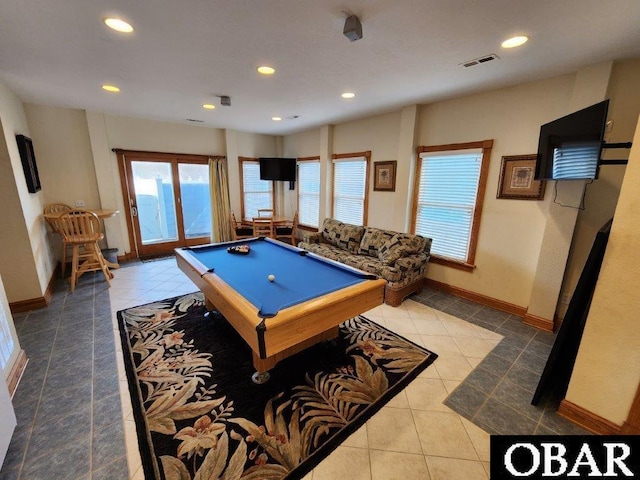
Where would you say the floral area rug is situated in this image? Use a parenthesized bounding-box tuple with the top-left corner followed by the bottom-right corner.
(117, 292, 437, 480)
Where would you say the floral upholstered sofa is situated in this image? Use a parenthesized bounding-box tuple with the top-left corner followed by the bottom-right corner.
(298, 218, 432, 306)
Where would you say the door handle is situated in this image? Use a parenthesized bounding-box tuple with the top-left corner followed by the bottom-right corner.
(131, 206, 138, 217)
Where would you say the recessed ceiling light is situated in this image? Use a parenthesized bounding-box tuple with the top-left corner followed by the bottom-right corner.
(202, 104, 216, 110)
(103, 18, 134, 33)
(102, 84, 120, 93)
(341, 92, 355, 99)
(272, 116, 282, 121)
(258, 66, 276, 75)
(501, 35, 528, 49)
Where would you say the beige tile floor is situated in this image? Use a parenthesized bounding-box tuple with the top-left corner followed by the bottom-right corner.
(109, 259, 502, 480)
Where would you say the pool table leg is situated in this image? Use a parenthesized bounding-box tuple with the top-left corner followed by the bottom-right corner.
(250, 325, 341, 384)
(203, 298, 224, 320)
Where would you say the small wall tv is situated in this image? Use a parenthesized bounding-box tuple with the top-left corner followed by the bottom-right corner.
(16, 134, 42, 193)
(535, 100, 609, 181)
(259, 157, 296, 181)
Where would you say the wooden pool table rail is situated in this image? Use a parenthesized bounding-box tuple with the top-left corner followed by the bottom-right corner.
(175, 246, 386, 377)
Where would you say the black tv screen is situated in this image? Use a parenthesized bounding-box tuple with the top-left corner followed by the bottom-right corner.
(535, 100, 609, 180)
(259, 157, 296, 181)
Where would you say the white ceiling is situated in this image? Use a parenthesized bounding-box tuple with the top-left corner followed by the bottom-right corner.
(1, 1, 639, 136)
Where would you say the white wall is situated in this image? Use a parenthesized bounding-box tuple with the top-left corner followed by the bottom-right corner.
(566, 115, 640, 424)
(417, 75, 575, 307)
(0, 83, 53, 302)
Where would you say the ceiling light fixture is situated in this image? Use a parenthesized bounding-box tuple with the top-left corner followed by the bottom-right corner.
(501, 35, 529, 49)
(202, 104, 216, 110)
(341, 92, 355, 99)
(102, 84, 120, 93)
(103, 18, 134, 33)
(272, 116, 282, 121)
(257, 66, 276, 75)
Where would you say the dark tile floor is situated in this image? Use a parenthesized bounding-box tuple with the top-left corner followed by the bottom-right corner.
(411, 287, 589, 436)
(0, 274, 129, 480)
(1, 274, 589, 479)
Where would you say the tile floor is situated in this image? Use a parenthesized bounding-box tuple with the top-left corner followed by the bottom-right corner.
(1, 258, 586, 480)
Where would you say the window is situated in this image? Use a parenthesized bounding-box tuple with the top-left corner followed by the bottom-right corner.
(413, 140, 492, 271)
(239, 157, 274, 221)
(297, 157, 321, 228)
(332, 151, 371, 225)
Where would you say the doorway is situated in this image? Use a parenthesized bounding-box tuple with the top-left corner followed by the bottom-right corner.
(116, 150, 215, 258)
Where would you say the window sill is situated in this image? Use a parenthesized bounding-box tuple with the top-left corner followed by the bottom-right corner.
(430, 256, 476, 272)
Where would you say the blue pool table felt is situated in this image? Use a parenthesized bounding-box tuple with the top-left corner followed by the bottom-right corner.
(189, 239, 369, 318)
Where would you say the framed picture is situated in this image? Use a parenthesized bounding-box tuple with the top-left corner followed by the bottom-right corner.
(16, 134, 42, 193)
(373, 160, 397, 191)
(497, 154, 545, 200)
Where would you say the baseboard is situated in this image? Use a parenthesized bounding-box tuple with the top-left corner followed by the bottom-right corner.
(523, 311, 555, 333)
(7, 349, 28, 398)
(424, 278, 527, 317)
(9, 296, 48, 313)
(8, 264, 58, 313)
(557, 399, 621, 435)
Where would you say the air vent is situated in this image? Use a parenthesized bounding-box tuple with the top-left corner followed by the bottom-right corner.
(287, 115, 301, 120)
(459, 53, 499, 68)
(186, 118, 204, 123)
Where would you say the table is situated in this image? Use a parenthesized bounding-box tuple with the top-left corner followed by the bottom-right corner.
(252, 214, 289, 225)
(44, 209, 120, 269)
(175, 237, 386, 383)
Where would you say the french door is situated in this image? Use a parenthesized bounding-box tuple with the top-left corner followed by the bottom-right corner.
(117, 150, 213, 258)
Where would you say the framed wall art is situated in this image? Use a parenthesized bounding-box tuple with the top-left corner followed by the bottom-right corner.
(497, 154, 545, 200)
(16, 134, 42, 193)
(373, 160, 397, 192)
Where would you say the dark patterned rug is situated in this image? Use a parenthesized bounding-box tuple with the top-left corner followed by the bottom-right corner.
(117, 292, 437, 480)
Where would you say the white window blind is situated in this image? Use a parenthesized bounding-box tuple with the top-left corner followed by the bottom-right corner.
(333, 158, 366, 225)
(297, 160, 320, 228)
(242, 161, 273, 220)
(552, 141, 600, 179)
(416, 150, 482, 262)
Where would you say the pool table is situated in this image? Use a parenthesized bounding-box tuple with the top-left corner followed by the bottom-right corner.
(175, 237, 386, 383)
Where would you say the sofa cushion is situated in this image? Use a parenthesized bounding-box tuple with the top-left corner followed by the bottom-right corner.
(342, 255, 402, 283)
(298, 242, 345, 263)
(378, 233, 426, 265)
(321, 218, 364, 254)
(358, 227, 395, 257)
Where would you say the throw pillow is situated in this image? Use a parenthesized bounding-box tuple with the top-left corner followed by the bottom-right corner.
(358, 227, 395, 257)
(378, 233, 426, 265)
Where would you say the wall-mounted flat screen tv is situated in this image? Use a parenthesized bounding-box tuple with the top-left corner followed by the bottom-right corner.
(535, 100, 609, 181)
(259, 157, 296, 181)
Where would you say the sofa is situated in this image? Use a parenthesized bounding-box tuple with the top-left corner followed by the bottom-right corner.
(298, 218, 432, 306)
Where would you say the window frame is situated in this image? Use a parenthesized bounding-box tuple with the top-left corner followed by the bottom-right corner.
(296, 156, 321, 229)
(411, 140, 493, 272)
(331, 150, 371, 226)
(238, 157, 275, 222)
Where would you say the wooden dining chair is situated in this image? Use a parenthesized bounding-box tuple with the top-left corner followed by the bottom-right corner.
(275, 212, 299, 245)
(253, 218, 275, 238)
(257, 209, 274, 218)
(231, 213, 254, 240)
(58, 209, 113, 293)
(44, 203, 73, 277)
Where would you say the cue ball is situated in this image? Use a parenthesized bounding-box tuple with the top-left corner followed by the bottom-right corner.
(268, 274, 275, 282)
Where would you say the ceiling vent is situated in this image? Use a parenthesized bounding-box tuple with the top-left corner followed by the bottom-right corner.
(459, 53, 499, 68)
(186, 118, 204, 123)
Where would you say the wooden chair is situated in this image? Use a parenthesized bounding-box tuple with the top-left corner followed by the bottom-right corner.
(58, 209, 113, 293)
(43, 203, 73, 277)
(275, 212, 299, 245)
(231, 213, 254, 240)
(257, 209, 274, 218)
(253, 218, 275, 238)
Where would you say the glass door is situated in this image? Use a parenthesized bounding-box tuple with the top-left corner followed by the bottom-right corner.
(123, 153, 212, 257)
